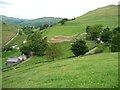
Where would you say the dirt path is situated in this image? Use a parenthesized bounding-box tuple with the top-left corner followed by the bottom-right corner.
(48, 32, 87, 43)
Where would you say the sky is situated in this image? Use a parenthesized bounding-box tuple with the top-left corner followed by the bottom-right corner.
(0, 0, 119, 19)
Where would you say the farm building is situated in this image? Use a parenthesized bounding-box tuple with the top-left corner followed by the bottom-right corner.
(6, 56, 20, 66)
(6, 55, 27, 66)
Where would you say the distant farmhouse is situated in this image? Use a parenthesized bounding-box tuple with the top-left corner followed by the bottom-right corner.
(6, 55, 27, 66)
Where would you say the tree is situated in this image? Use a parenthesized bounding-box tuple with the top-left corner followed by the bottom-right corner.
(100, 27, 112, 43)
(71, 40, 88, 56)
(20, 31, 48, 56)
(19, 41, 32, 56)
(28, 31, 48, 56)
(45, 43, 63, 61)
(111, 27, 120, 52)
(59, 18, 68, 25)
(86, 24, 103, 40)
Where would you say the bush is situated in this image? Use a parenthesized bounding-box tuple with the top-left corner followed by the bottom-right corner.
(71, 40, 88, 56)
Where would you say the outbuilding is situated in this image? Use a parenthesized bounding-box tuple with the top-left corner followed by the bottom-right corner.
(6, 56, 20, 66)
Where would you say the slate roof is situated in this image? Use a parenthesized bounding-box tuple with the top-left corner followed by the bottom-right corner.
(7, 57, 18, 63)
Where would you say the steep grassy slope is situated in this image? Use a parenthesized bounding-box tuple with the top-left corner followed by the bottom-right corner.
(2, 21, 18, 46)
(44, 5, 118, 39)
(3, 53, 118, 88)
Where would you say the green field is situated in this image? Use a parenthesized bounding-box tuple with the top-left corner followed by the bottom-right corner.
(2, 53, 118, 88)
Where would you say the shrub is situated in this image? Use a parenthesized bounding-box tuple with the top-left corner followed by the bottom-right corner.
(71, 40, 88, 56)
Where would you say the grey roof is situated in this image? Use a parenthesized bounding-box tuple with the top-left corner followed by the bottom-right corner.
(7, 57, 18, 63)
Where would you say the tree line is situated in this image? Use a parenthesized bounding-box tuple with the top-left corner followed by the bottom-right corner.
(86, 24, 120, 52)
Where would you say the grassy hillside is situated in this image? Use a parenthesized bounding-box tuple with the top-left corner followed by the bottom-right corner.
(2, 5, 118, 46)
(3, 53, 118, 88)
(2, 5, 119, 88)
(44, 5, 118, 39)
(2, 21, 18, 46)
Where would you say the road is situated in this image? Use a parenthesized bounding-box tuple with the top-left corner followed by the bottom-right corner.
(85, 47, 98, 55)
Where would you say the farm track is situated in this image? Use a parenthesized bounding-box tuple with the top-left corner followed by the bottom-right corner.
(48, 32, 87, 43)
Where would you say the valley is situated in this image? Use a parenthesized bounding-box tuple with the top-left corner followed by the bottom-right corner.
(1, 5, 119, 88)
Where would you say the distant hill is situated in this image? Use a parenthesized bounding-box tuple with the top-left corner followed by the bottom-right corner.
(1, 15, 62, 27)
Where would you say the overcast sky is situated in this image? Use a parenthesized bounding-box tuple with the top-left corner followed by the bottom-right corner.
(0, 0, 119, 19)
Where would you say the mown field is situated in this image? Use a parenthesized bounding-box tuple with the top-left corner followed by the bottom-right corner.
(2, 53, 118, 88)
